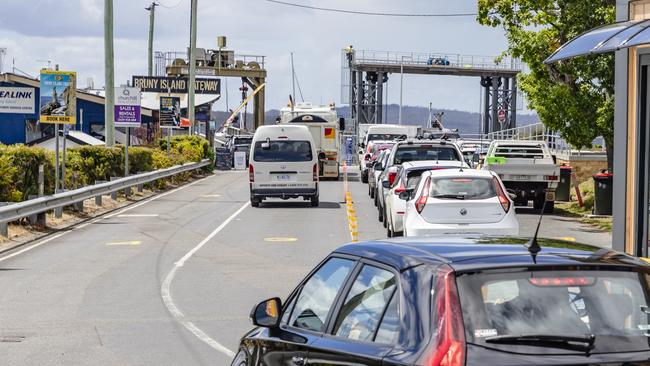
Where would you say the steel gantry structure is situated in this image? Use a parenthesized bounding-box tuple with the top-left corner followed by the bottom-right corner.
(342, 48, 523, 134)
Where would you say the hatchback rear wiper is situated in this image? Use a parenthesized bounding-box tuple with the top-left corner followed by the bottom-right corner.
(484, 334, 595, 353)
(432, 194, 466, 200)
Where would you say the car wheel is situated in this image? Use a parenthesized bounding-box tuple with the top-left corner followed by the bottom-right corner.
(374, 191, 378, 207)
(250, 196, 260, 208)
(361, 170, 369, 183)
(370, 186, 375, 199)
(368, 183, 372, 197)
(382, 207, 388, 228)
(230, 349, 249, 366)
(378, 204, 384, 222)
(311, 195, 319, 207)
(387, 225, 393, 238)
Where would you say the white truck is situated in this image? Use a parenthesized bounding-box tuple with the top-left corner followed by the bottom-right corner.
(279, 102, 345, 179)
(483, 140, 560, 213)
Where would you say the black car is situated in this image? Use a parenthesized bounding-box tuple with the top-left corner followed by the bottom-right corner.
(232, 237, 650, 365)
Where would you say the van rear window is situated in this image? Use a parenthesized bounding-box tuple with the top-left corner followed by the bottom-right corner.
(253, 140, 313, 162)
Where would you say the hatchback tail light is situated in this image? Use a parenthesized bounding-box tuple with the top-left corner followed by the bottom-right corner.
(388, 171, 398, 186)
(529, 277, 595, 287)
(492, 177, 510, 213)
(249, 164, 254, 182)
(545, 175, 559, 181)
(421, 266, 466, 366)
(394, 182, 406, 195)
(313, 163, 318, 181)
(415, 177, 431, 214)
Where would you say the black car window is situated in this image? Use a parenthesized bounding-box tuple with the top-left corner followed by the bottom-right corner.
(332, 265, 397, 342)
(374, 291, 399, 344)
(288, 257, 355, 332)
(394, 146, 460, 164)
(253, 140, 313, 162)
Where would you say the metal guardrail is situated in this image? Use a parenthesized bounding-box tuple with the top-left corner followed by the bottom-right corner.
(351, 50, 523, 72)
(0, 159, 211, 225)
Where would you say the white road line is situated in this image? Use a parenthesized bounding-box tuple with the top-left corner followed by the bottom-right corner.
(0, 177, 207, 263)
(160, 201, 249, 359)
(117, 214, 160, 218)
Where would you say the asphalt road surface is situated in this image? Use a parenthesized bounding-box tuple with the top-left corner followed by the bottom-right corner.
(0, 170, 612, 365)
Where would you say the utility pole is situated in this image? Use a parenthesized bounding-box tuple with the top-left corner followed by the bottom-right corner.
(104, 0, 115, 147)
(146, 2, 158, 77)
(187, 0, 198, 135)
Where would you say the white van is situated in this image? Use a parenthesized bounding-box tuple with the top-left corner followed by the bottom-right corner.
(249, 125, 320, 207)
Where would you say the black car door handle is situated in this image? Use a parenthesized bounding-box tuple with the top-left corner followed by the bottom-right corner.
(291, 356, 305, 366)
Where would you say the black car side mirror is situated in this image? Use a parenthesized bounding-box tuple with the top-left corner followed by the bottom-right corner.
(382, 180, 390, 189)
(250, 297, 281, 328)
(375, 163, 384, 171)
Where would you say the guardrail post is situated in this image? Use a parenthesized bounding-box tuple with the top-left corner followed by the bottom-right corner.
(28, 195, 46, 228)
(110, 177, 118, 200)
(0, 203, 8, 238)
(136, 174, 144, 193)
(95, 180, 106, 205)
(73, 199, 84, 213)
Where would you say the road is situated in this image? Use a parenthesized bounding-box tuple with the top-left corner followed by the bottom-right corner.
(0, 170, 611, 365)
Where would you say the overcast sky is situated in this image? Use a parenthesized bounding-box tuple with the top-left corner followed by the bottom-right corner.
(0, 0, 517, 118)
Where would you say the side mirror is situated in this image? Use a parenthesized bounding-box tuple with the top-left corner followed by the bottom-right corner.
(399, 190, 412, 201)
(382, 180, 390, 189)
(366, 162, 375, 169)
(339, 117, 346, 131)
(250, 297, 281, 328)
(318, 152, 326, 160)
(375, 163, 384, 171)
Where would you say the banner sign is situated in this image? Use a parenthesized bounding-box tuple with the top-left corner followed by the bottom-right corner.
(39, 70, 77, 124)
(132, 76, 220, 94)
(159, 96, 181, 127)
(114, 87, 142, 127)
(0, 87, 35, 114)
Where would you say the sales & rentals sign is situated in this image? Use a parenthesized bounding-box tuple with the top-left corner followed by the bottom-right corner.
(114, 87, 142, 127)
(0, 87, 35, 114)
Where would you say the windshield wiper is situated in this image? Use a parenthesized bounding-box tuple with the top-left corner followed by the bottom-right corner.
(485, 334, 595, 353)
(432, 194, 466, 200)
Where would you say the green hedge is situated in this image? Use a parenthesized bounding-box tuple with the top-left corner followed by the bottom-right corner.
(0, 135, 213, 203)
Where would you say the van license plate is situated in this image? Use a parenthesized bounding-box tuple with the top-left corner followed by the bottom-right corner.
(515, 175, 530, 181)
(275, 174, 291, 181)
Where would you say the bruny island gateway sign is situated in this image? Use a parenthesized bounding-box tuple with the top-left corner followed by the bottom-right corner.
(131, 76, 220, 95)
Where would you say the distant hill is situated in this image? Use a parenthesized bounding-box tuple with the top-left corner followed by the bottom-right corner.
(211, 104, 539, 133)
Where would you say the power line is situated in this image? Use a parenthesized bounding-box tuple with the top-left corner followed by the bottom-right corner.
(157, 0, 184, 9)
(265, 0, 477, 17)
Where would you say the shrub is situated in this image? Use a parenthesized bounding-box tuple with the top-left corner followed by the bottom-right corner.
(0, 144, 55, 201)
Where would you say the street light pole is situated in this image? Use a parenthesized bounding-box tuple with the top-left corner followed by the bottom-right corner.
(146, 2, 158, 77)
(399, 57, 405, 126)
(104, 0, 115, 147)
(187, 0, 198, 135)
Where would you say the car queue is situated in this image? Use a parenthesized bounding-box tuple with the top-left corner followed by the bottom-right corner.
(233, 124, 650, 366)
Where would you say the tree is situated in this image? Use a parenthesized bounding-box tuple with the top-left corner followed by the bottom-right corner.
(478, 0, 615, 168)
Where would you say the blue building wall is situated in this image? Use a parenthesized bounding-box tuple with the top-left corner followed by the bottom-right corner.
(0, 79, 152, 145)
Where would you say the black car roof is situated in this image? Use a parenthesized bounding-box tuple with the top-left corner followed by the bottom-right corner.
(334, 237, 648, 272)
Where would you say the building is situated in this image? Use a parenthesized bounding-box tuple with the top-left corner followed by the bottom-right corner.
(0, 73, 155, 145)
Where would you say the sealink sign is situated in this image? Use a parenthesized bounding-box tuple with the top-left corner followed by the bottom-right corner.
(0, 87, 35, 114)
(114, 87, 142, 127)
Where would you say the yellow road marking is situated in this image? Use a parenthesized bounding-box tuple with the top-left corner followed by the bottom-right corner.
(106, 240, 142, 246)
(557, 236, 577, 242)
(264, 237, 298, 243)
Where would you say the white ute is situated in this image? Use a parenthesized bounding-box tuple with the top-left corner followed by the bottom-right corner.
(249, 125, 319, 207)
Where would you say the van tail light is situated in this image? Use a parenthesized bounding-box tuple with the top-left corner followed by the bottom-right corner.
(313, 163, 318, 181)
(493, 177, 510, 213)
(545, 175, 559, 181)
(388, 170, 398, 186)
(421, 266, 466, 366)
(415, 178, 431, 214)
(249, 164, 254, 182)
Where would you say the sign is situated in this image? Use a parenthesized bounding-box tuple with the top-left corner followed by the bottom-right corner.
(0, 87, 35, 114)
(345, 137, 354, 165)
(498, 109, 507, 124)
(39, 70, 77, 124)
(234, 151, 247, 170)
(159, 96, 181, 127)
(114, 87, 142, 127)
(132, 76, 220, 94)
(324, 127, 335, 139)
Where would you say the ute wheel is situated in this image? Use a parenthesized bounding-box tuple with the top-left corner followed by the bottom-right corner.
(361, 170, 369, 183)
(251, 199, 260, 208)
(533, 196, 544, 210)
(310, 196, 319, 207)
(543, 200, 555, 214)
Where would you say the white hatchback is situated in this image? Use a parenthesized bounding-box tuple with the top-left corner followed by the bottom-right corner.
(402, 169, 520, 237)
